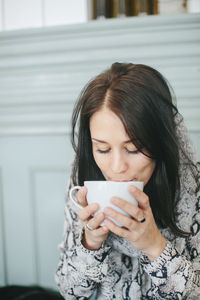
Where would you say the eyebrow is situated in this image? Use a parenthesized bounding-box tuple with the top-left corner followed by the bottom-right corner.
(91, 138, 132, 144)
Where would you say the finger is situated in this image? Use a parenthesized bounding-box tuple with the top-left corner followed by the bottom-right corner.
(104, 218, 130, 239)
(110, 197, 145, 222)
(104, 206, 140, 230)
(78, 203, 99, 222)
(128, 186, 150, 210)
(95, 225, 109, 235)
(86, 212, 105, 231)
(77, 186, 88, 207)
(85, 223, 109, 235)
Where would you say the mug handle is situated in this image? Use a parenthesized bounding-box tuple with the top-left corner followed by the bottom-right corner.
(69, 186, 83, 210)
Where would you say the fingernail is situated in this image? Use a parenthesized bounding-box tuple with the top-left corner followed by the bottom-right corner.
(98, 212, 104, 219)
(104, 218, 111, 225)
(111, 197, 118, 204)
(81, 186, 86, 193)
(130, 185, 136, 192)
(91, 203, 98, 210)
(104, 207, 111, 214)
(137, 215, 145, 222)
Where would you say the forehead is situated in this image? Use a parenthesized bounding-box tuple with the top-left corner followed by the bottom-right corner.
(89, 107, 130, 141)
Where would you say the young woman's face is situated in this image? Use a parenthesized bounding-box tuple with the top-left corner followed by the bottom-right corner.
(90, 107, 156, 186)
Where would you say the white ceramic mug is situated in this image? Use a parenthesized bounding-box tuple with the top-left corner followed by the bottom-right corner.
(69, 181, 144, 226)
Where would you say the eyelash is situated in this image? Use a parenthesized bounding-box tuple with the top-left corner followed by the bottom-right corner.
(97, 149, 139, 154)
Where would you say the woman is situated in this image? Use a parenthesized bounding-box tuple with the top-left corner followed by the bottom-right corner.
(55, 63, 200, 299)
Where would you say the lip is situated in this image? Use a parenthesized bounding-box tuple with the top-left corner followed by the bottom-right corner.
(115, 180, 131, 182)
(112, 179, 137, 182)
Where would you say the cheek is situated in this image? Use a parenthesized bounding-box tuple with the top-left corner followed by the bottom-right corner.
(142, 158, 155, 173)
(142, 160, 156, 183)
(132, 155, 155, 177)
(146, 160, 156, 176)
(93, 151, 107, 171)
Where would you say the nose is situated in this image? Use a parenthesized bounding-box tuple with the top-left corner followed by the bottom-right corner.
(110, 151, 128, 174)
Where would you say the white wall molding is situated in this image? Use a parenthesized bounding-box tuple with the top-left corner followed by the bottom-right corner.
(0, 13, 199, 135)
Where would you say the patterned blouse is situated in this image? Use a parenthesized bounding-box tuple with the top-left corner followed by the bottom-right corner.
(55, 117, 200, 299)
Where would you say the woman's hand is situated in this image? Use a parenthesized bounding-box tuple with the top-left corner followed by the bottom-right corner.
(103, 185, 166, 261)
(77, 186, 109, 251)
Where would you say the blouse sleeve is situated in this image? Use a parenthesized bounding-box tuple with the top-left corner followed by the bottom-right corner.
(140, 162, 200, 299)
(55, 179, 111, 300)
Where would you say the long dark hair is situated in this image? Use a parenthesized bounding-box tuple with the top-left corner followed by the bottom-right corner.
(71, 62, 192, 237)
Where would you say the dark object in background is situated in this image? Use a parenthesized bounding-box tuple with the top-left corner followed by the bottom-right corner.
(0, 285, 64, 300)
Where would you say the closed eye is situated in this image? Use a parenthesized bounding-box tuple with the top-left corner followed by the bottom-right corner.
(96, 149, 110, 154)
(96, 149, 139, 154)
(126, 149, 139, 154)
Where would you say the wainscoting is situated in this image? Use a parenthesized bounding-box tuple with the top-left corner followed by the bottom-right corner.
(0, 13, 199, 289)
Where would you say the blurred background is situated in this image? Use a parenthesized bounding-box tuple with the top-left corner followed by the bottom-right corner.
(0, 0, 200, 294)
